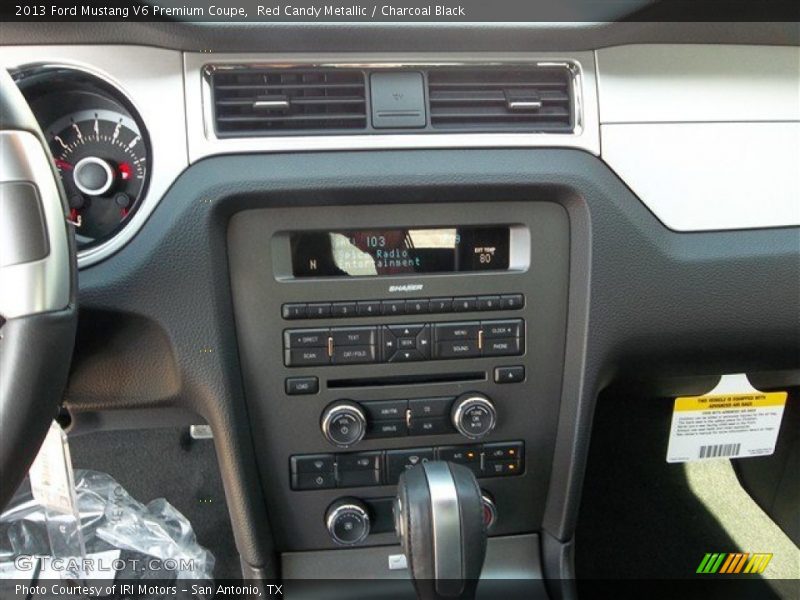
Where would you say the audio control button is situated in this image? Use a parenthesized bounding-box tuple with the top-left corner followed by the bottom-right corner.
(451, 393, 497, 440)
(381, 300, 406, 316)
(331, 327, 377, 346)
(332, 345, 376, 364)
(408, 417, 453, 436)
(482, 337, 521, 356)
(331, 301, 358, 317)
(285, 376, 319, 395)
(453, 297, 478, 312)
(481, 319, 523, 339)
(435, 340, 480, 359)
(284, 328, 329, 348)
(307, 302, 332, 318)
(435, 321, 480, 341)
(429, 297, 453, 313)
(357, 301, 381, 316)
(389, 349, 425, 362)
(367, 420, 408, 438)
(285, 347, 330, 367)
(282, 303, 307, 320)
(363, 399, 407, 421)
(500, 294, 524, 310)
(407, 299, 430, 314)
(321, 401, 367, 448)
(408, 397, 453, 418)
(494, 366, 525, 384)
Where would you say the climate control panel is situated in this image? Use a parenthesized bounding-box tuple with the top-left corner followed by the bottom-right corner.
(291, 440, 524, 490)
(319, 392, 498, 447)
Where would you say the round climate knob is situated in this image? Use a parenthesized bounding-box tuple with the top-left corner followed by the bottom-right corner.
(326, 498, 371, 545)
(451, 393, 497, 440)
(321, 400, 367, 448)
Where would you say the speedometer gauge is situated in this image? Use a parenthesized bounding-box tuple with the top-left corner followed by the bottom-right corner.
(47, 108, 147, 246)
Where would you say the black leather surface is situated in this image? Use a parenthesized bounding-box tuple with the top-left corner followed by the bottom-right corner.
(64, 149, 800, 579)
(0, 69, 77, 509)
(398, 464, 435, 587)
(397, 463, 488, 600)
(0, 312, 77, 507)
(450, 463, 486, 598)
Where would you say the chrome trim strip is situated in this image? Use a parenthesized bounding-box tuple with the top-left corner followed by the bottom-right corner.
(0, 47, 188, 269)
(0, 131, 70, 319)
(424, 461, 463, 594)
(184, 52, 601, 164)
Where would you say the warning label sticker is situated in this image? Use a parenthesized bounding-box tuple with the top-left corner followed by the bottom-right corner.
(666, 384, 787, 463)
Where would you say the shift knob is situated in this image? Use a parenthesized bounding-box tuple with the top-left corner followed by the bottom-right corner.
(394, 461, 487, 600)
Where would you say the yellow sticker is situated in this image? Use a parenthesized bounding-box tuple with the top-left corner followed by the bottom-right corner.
(674, 392, 787, 412)
(666, 375, 788, 463)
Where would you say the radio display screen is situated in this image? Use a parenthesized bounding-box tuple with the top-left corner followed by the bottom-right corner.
(290, 226, 511, 278)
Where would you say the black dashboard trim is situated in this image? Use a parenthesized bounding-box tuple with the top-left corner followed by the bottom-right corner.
(65, 148, 800, 576)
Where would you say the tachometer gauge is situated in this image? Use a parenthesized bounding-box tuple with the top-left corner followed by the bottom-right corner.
(47, 108, 147, 246)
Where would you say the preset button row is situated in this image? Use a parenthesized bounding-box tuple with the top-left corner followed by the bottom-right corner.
(282, 294, 524, 320)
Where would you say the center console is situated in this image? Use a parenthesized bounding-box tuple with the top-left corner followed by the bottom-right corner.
(228, 200, 569, 551)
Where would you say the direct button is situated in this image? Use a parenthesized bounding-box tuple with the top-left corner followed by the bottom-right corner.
(286, 376, 319, 395)
(285, 328, 329, 348)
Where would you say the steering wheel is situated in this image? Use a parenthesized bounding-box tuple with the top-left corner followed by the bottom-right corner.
(0, 69, 77, 508)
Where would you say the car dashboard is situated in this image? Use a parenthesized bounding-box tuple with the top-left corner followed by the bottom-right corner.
(1, 20, 798, 593)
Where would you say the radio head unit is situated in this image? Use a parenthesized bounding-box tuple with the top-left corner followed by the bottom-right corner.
(287, 225, 522, 278)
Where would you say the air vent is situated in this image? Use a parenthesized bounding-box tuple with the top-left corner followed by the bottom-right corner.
(211, 68, 367, 136)
(427, 66, 573, 132)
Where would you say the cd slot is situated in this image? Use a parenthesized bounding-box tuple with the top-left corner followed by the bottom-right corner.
(328, 371, 486, 389)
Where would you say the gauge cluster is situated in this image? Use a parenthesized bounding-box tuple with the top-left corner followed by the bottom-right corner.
(15, 67, 151, 250)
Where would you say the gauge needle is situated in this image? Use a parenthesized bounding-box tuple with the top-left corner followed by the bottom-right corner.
(55, 159, 73, 171)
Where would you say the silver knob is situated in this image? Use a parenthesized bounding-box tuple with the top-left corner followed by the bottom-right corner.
(320, 400, 367, 448)
(73, 156, 115, 196)
(481, 491, 497, 530)
(326, 498, 371, 545)
(451, 393, 497, 440)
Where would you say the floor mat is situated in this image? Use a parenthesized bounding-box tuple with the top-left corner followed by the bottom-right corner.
(576, 391, 798, 598)
(68, 426, 241, 580)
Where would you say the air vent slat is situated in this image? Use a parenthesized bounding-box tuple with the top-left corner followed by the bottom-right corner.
(211, 68, 367, 136)
(217, 114, 368, 123)
(427, 66, 573, 132)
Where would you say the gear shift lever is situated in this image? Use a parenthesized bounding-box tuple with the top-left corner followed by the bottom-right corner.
(394, 461, 487, 600)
